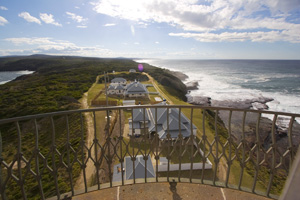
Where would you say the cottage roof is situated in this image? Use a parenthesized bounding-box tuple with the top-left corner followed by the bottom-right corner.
(115, 84, 125, 90)
(125, 155, 155, 180)
(125, 82, 147, 94)
(132, 108, 149, 121)
(108, 84, 125, 90)
(111, 77, 126, 83)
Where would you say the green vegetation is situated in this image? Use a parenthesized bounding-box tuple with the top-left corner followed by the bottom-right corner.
(98, 72, 149, 83)
(142, 63, 187, 101)
(0, 55, 282, 198)
(0, 55, 187, 199)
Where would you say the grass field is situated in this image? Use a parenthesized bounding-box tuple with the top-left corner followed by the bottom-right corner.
(86, 73, 269, 194)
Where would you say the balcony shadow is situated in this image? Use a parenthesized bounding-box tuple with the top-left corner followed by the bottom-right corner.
(170, 180, 182, 200)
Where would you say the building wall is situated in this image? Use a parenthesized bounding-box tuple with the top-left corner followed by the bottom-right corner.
(111, 81, 126, 85)
(128, 93, 145, 98)
(108, 89, 124, 95)
(129, 128, 142, 136)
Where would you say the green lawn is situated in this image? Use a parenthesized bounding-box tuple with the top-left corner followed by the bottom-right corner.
(147, 86, 157, 92)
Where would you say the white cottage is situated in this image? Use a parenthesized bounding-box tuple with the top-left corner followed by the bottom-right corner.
(107, 84, 125, 95)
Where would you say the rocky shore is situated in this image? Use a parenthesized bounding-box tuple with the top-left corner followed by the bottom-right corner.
(171, 69, 300, 169)
(166, 69, 188, 81)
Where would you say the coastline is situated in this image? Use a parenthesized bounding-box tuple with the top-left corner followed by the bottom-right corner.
(0, 70, 35, 85)
(169, 69, 274, 110)
(167, 67, 300, 167)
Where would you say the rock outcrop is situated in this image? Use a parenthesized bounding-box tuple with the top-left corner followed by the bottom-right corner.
(186, 81, 199, 90)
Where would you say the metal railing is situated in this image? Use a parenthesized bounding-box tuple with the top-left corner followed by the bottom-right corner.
(0, 105, 299, 199)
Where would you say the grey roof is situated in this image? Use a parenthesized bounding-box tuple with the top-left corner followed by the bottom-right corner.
(108, 84, 125, 90)
(129, 109, 150, 129)
(129, 103, 197, 139)
(115, 84, 125, 90)
(125, 155, 155, 180)
(133, 108, 149, 121)
(148, 106, 196, 139)
(125, 82, 148, 94)
(111, 77, 126, 83)
(108, 85, 115, 90)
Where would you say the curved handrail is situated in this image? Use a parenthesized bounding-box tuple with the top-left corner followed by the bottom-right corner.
(0, 105, 299, 199)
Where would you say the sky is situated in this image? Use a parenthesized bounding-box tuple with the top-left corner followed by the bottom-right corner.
(0, 0, 300, 59)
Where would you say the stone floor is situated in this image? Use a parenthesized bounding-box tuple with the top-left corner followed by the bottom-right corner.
(72, 182, 271, 200)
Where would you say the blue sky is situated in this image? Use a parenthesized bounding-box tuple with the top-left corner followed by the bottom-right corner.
(0, 0, 300, 59)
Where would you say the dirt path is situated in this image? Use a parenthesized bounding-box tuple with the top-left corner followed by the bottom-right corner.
(74, 92, 96, 189)
(143, 72, 174, 105)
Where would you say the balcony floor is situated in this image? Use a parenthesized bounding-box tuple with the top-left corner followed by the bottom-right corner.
(72, 182, 271, 200)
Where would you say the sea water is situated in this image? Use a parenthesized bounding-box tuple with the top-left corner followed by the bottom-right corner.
(138, 59, 300, 117)
(0, 70, 34, 85)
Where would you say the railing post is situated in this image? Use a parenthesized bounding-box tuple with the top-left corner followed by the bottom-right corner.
(266, 114, 278, 197)
(288, 116, 295, 170)
(189, 108, 194, 183)
(16, 121, 27, 200)
(51, 116, 60, 199)
(213, 109, 219, 185)
(201, 109, 206, 184)
(93, 111, 100, 190)
(166, 107, 170, 182)
(65, 115, 74, 196)
(252, 113, 261, 193)
(80, 113, 88, 192)
(0, 131, 7, 200)
(34, 119, 45, 199)
(238, 111, 247, 190)
(178, 107, 182, 182)
(119, 108, 124, 186)
(225, 110, 233, 188)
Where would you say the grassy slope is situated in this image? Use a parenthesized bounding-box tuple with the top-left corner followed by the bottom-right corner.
(150, 77, 267, 193)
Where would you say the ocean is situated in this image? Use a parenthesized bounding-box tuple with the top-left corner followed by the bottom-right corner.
(0, 70, 34, 85)
(138, 59, 300, 116)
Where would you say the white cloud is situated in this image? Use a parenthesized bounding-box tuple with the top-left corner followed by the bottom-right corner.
(66, 12, 87, 23)
(104, 23, 116, 27)
(91, 0, 300, 43)
(3, 37, 114, 57)
(40, 13, 62, 26)
(77, 25, 87, 28)
(0, 6, 8, 10)
(0, 16, 8, 26)
(169, 31, 300, 43)
(155, 41, 159, 44)
(5, 37, 56, 45)
(18, 12, 41, 25)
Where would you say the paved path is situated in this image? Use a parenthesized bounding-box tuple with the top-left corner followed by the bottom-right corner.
(73, 182, 272, 200)
(143, 72, 174, 105)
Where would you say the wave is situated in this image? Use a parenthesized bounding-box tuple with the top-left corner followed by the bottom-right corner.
(141, 59, 300, 116)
